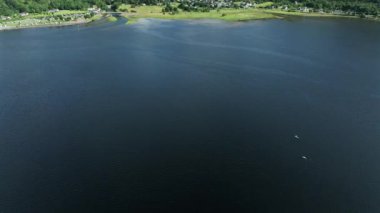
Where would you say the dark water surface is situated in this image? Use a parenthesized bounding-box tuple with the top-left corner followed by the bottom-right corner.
(1, 18, 380, 212)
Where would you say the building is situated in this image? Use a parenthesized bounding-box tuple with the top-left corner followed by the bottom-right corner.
(299, 7, 309, 13)
(48, 9, 59, 13)
(88, 8, 101, 14)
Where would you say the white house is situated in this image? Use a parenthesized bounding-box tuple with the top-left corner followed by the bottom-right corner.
(48, 9, 59, 13)
(88, 8, 101, 14)
(299, 7, 309, 13)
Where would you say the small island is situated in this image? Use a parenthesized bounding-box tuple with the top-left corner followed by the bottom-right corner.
(0, 0, 379, 30)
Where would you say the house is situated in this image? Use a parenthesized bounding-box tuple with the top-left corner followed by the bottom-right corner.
(240, 2, 253, 9)
(332, 10, 344, 15)
(299, 7, 309, 13)
(88, 8, 101, 14)
(217, 2, 227, 8)
(48, 9, 59, 13)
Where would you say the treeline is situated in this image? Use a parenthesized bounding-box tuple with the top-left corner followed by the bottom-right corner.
(0, 0, 125, 15)
(1, 0, 379, 16)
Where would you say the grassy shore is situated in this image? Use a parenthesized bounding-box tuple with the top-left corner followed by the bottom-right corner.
(1, 5, 377, 31)
(0, 11, 106, 31)
(0, 19, 89, 31)
(266, 9, 357, 19)
(107, 16, 118, 22)
(121, 5, 279, 24)
(120, 4, 379, 25)
(266, 10, 380, 22)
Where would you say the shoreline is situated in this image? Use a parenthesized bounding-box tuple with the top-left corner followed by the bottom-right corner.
(0, 7, 378, 31)
(0, 19, 91, 31)
(266, 10, 380, 21)
(122, 6, 379, 25)
(0, 12, 104, 32)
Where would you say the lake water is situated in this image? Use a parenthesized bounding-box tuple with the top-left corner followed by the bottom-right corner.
(1, 17, 380, 212)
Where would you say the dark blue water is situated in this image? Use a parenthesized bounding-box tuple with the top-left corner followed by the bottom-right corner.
(1, 18, 380, 212)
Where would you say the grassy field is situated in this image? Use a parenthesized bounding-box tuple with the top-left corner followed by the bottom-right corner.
(27, 10, 87, 19)
(255, 2, 274, 8)
(107, 16, 118, 22)
(2, 3, 375, 30)
(121, 5, 279, 24)
(266, 9, 357, 19)
(90, 14, 103, 21)
(119, 4, 376, 25)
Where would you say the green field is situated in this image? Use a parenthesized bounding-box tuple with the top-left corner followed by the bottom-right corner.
(2, 2, 377, 31)
(121, 5, 279, 24)
(120, 3, 379, 25)
(107, 16, 118, 22)
(267, 9, 356, 18)
(27, 10, 87, 19)
(255, 2, 274, 8)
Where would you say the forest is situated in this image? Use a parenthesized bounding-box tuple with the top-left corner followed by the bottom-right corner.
(0, 0, 379, 16)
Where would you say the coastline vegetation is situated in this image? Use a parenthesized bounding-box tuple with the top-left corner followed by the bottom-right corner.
(0, 0, 379, 30)
(121, 5, 278, 24)
(0, 10, 88, 29)
(120, 2, 379, 24)
(266, 9, 356, 18)
(107, 16, 118, 21)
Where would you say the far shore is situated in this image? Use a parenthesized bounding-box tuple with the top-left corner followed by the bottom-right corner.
(0, 19, 90, 31)
(120, 5, 379, 24)
(1, 5, 378, 31)
(0, 11, 104, 32)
